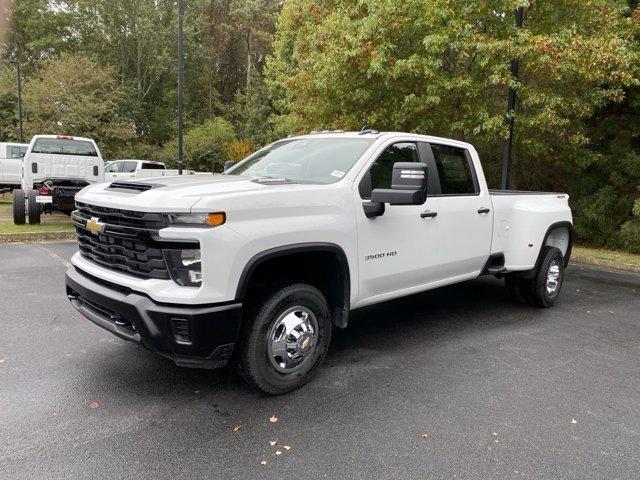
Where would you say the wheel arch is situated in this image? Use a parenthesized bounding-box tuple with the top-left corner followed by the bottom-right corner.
(540, 221, 573, 268)
(235, 242, 351, 328)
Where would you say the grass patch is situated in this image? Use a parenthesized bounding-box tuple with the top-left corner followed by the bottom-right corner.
(0, 201, 74, 234)
(0, 222, 75, 234)
(573, 246, 640, 267)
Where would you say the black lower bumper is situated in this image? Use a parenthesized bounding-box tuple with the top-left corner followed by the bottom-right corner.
(65, 266, 242, 369)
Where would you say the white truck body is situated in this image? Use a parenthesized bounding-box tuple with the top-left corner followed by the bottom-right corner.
(105, 159, 196, 181)
(72, 132, 571, 307)
(66, 131, 572, 393)
(22, 135, 104, 191)
(0, 142, 28, 189)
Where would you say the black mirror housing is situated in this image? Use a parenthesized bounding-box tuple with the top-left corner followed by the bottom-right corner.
(223, 160, 235, 172)
(370, 162, 427, 206)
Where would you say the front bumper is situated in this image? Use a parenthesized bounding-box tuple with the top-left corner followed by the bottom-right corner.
(65, 266, 242, 369)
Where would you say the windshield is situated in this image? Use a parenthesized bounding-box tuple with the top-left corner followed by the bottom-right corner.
(226, 137, 375, 184)
(31, 138, 97, 157)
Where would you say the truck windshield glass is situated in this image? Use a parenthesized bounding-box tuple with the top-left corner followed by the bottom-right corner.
(226, 138, 375, 184)
(31, 138, 97, 157)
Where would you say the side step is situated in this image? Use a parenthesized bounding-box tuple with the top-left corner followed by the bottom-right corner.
(487, 266, 506, 275)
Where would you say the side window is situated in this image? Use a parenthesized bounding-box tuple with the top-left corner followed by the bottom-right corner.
(121, 161, 138, 173)
(360, 142, 420, 198)
(9, 146, 25, 158)
(430, 144, 477, 195)
(105, 162, 121, 173)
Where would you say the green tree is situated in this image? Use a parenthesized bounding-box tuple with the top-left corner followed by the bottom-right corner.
(267, 0, 638, 191)
(23, 54, 133, 156)
(161, 118, 236, 172)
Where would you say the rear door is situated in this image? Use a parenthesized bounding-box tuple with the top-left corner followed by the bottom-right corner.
(418, 142, 492, 278)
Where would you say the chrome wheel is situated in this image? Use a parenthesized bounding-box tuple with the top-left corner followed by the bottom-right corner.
(267, 306, 319, 373)
(546, 260, 561, 295)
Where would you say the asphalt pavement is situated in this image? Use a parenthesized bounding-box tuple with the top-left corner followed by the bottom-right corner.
(1, 241, 639, 480)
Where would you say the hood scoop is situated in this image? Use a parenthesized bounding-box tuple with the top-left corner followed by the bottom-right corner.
(107, 181, 164, 193)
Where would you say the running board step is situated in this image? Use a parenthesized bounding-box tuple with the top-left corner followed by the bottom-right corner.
(487, 266, 506, 275)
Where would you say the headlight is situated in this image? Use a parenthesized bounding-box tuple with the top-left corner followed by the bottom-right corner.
(164, 249, 202, 287)
(164, 212, 226, 228)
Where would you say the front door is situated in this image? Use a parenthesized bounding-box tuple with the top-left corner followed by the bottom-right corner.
(354, 140, 492, 306)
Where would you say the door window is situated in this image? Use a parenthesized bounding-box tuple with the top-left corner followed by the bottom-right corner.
(9, 146, 26, 158)
(105, 162, 122, 173)
(121, 161, 138, 173)
(360, 142, 420, 198)
(430, 144, 477, 195)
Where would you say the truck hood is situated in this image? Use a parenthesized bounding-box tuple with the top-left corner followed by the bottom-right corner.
(76, 174, 328, 212)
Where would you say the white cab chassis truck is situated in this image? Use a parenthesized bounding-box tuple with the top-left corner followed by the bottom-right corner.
(14, 135, 104, 224)
(65, 132, 572, 394)
(0, 142, 28, 191)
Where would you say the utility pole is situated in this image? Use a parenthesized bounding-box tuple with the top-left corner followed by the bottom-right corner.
(177, 0, 184, 175)
(500, 7, 524, 190)
(7, 60, 24, 143)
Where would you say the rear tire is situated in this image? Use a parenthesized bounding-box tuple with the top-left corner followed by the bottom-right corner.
(27, 189, 41, 224)
(12, 189, 25, 225)
(528, 246, 565, 308)
(239, 283, 332, 395)
(505, 246, 565, 308)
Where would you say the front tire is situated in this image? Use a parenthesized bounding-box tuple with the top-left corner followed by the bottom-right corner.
(12, 188, 25, 225)
(239, 283, 332, 395)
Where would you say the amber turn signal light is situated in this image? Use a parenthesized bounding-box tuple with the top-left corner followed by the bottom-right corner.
(207, 212, 226, 227)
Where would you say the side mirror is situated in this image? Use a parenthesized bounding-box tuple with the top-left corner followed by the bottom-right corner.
(370, 162, 427, 206)
(223, 160, 235, 172)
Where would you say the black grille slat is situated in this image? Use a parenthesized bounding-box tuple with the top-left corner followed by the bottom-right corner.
(74, 202, 171, 280)
(76, 227, 170, 280)
(75, 202, 165, 229)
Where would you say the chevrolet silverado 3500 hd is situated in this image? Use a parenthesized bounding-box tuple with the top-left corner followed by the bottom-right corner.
(65, 132, 572, 394)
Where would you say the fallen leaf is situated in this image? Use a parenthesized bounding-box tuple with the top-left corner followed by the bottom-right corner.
(260, 460, 267, 466)
(421, 433, 428, 439)
(275, 450, 282, 455)
(0, 357, 5, 364)
(492, 432, 498, 436)
(269, 415, 278, 423)
(571, 418, 577, 424)
(232, 425, 241, 432)
(269, 440, 277, 446)
(283, 445, 291, 451)
(89, 400, 100, 410)
(51, 412, 58, 417)
(194, 390, 201, 394)
(487, 447, 492, 452)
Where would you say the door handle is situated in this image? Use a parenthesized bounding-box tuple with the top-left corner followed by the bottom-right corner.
(420, 210, 438, 219)
(477, 208, 490, 214)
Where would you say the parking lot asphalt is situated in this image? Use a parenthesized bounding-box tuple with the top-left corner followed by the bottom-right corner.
(1, 241, 639, 480)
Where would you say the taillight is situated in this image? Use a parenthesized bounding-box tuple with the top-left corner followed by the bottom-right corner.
(37, 186, 50, 195)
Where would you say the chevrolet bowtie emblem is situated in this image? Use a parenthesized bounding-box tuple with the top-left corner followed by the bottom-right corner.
(86, 217, 106, 235)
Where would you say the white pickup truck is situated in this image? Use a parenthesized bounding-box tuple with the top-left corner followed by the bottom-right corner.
(0, 142, 28, 191)
(14, 135, 104, 224)
(65, 131, 572, 394)
(105, 159, 196, 181)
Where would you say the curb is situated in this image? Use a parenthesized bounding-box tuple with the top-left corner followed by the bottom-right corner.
(0, 231, 75, 244)
(571, 254, 640, 276)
